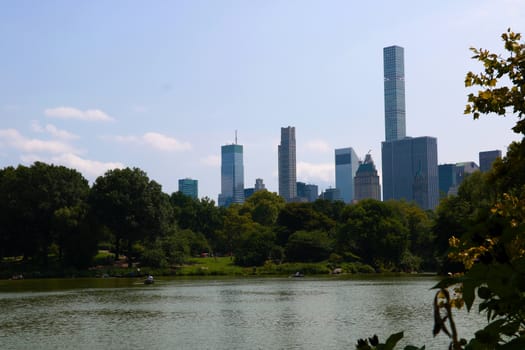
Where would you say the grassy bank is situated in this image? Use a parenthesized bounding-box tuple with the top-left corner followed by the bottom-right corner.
(1, 255, 382, 279)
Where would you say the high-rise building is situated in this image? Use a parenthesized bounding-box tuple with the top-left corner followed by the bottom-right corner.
(381, 45, 439, 210)
(296, 182, 318, 202)
(479, 150, 502, 172)
(178, 178, 198, 199)
(319, 187, 341, 201)
(439, 162, 479, 197)
(438, 164, 456, 197)
(278, 126, 297, 202)
(219, 143, 244, 207)
(384, 45, 406, 142)
(354, 153, 381, 201)
(335, 147, 359, 203)
(382, 136, 439, 210)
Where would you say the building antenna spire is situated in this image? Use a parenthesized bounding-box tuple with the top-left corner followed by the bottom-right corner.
(235, 130, 238, 144)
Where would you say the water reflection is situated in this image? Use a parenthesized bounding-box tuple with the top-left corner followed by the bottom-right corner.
(0, 277, 486, 349)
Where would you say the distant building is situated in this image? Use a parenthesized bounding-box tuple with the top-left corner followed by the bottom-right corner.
(254, 178, 266, 191)
(245, 178, 266, 200)
(178, 178, 198, 199)
(335, 147, 359, 203)
(319, 187, 341, 201)
(219, 143, 244, 207)
(297, 182, 318, 202)
(439, 161, 479, 197)
(278, 126, 297, 202)
(354, 153, 381, 201)
(479, 150, 502, 172)
(438, 164, 456, 198)
(244, 188, 255, 199)
(382, 136, 439, 210)
(384, 45, 406, 142)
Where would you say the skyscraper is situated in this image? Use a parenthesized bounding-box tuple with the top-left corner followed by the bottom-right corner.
(354, 153, 381, 201)
(381, 45, 439, 210)
(479, 150, 502, 172)
(178, 178, 198, 199)
(384, 45, 406, 142)
(335, 147, 359, 203)
(219, 143, 244, 207)
(382, 136, 439, 210)
(278, 126, 297, 202)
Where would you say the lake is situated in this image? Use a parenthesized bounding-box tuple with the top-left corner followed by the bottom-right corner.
(0, 276, 486, 349)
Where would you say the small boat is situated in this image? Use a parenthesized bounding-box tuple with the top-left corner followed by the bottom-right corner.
(144, 275, 154, 284)
(292, 271, 304, 278)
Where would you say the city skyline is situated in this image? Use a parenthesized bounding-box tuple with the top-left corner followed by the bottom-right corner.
(1, 2, 523, 200)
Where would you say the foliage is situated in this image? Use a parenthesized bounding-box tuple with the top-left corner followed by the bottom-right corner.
(285, 230, 333, 262)
(234, 228, 276, 267)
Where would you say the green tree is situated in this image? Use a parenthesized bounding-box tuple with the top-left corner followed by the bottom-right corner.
(0, 163, 90, 265)
(338, 200, 409, 270)
(241, 190, 286, 226)
(90, 167, 172, 267)
(285, 230, 333, 262)
(234, 227, 276, 267)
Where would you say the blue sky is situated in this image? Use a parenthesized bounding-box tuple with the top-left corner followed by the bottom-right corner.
(1, 0, 524, 200)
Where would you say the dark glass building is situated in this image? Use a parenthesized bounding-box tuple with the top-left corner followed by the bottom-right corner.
(384, 45, 406, 142)
(382, 136, 439, 210)
(278, 126, 297, 202)
(479, 150, 502, 172)
(219, 144, 244, 207)
(178, 178, 198, 199)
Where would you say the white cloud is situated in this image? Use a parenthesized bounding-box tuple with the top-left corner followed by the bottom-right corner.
(0, 128, 78, 154)
(52, 153, 124, 178)
(304, 139, 331, 153)
(20, 153, 124, 179)
(31, 121, 78, 140)
(44, 106, 115, 122)
(201, 154, 220, 167)
(143, 132, 192, 151)
(297, 161, 334, 183)
(114, 132, 192, 152)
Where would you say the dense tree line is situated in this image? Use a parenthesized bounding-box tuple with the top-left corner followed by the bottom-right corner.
(0, 162, 442, 272)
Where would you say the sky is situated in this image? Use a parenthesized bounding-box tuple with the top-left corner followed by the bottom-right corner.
(1, 0, 524, 201)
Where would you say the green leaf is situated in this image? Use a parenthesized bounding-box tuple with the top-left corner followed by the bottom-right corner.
(382, 332, 404, 350)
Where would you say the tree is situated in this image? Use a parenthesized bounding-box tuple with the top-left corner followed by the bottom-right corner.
(285, 230, 333, 262)
(90, 167, 172, 267)
(0, 163, 90, 265)
(241, 190, 286, 226)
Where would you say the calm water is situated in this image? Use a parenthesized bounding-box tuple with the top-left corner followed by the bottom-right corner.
(0, 276, 485, 349)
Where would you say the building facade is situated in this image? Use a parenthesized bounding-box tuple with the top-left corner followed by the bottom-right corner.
(479, 150, 502, 172)
(439, 161, 479, 197)
(297, 182, 318, 202)
(354, 153, 381, 201)
(278, 126, 297, 202)
(382, 136, 439, 210)
(319, 188, 341, 201)
(219, 144, 244, 207)
(335, 147, 360, 203)
(178, 178, 198, 199)
(383, 45, 406, 142)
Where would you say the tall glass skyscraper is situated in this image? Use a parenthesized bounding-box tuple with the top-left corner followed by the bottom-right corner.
(219, 143, 244, 207)
(384, 45, 406, 142)
(278, 126, 297, 202)
(178, 178, 198, 199)
(335, 147, 359, 203)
